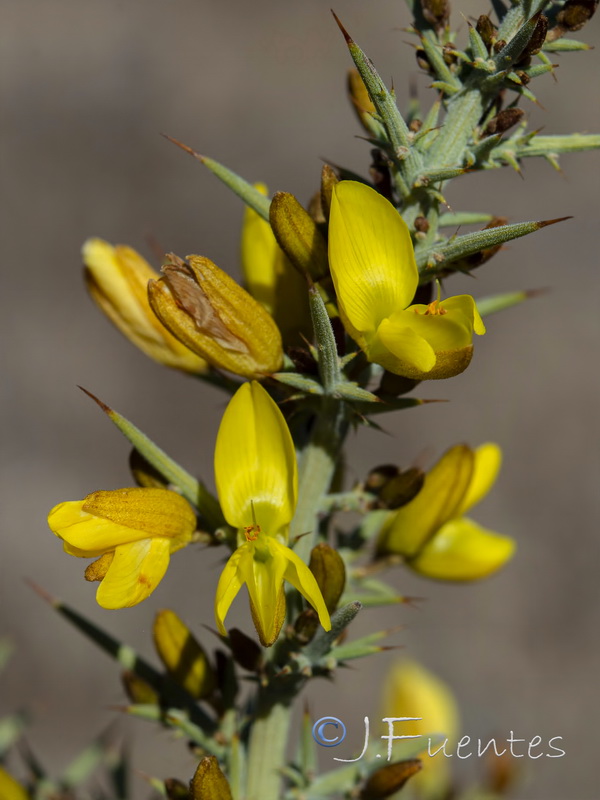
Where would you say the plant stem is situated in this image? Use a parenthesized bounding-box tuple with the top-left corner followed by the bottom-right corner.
(244, 398, 349, 798)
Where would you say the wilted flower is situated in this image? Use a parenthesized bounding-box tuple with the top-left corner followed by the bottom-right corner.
(377, 443, 515, 580)
(148, 253, 283, 378)
(328, 181, 485, 380)
(48, 488, 196, 608)
(83, 238, 206, 373)
(213, 381, 331, 646)
(241, 183, 311, 344)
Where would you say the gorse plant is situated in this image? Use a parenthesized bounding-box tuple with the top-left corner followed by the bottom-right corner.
(2, 1, 598, 798)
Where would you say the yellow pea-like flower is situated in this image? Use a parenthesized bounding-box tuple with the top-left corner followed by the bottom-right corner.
(241, 183, 312, 345)
(328, 181, 485, 380)
(47, 488, 196, 608)
(213, 382, 331, 646)
(381, 660, 459, 794)
(377, 443, 515, 580)
(148, 254, 283, 379)
(83, 238, 206, 373)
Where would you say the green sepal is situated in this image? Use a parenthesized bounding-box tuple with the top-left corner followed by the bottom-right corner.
(79, 388, 224, 530)
(413, 166, 468, 186)
(429, 80, 461, 95)
(334, 383, 382, 404)
(328, 629, 395, 662)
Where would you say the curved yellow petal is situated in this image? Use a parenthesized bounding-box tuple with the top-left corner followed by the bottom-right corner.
(214, 382, 297, 536)
(0, 767, 29, 800)
(82, 488, 197, 539)
(376, 445, 474, 557)
(442, 294, 486, 336)
(214, 547, 247, 635)
(411, 518, 515, 580)
(242, 539, 289, 646)
(277, 540, 331, 631)
(374, 316, 437, 374)
(401, 300, 477, 351)
(83, 239, 206, 373)
(457, 443, 502, 516)
(96, 537, 172, 608)
(328, 181, 417, 334)
(48, 501, 150, 552)
(241, 183, 279, 313)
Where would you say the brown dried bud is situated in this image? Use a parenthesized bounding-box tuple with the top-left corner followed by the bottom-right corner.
(227, 629, 263, 672)
(414, 216, 430, 233)
(476, 15, 496, 49)
(294, 608, 319, 644)
(483, 108, 525, 137)
(415, 47, 432, 73)
(309, 543, 346, 612)
(493, 39, 507, 53)
(557, 0, 598, 31)
(164, 778, 189, 799)
(519, 14, 548, 59)
(442, 42, 457, 65)
(421, 0, 450, 31)
(360, 759, 422, 799)
(408, 118, 422, 133)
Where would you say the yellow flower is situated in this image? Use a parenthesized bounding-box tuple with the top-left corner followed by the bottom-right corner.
(328, 181, 485, 380)
(0, 767, 29, 800)
(376, 444, 515, 580)
(83, 238, 206, 373)
(148, 254, 283, 379)
(381, 660, 459, 795)
(213, 381, 331, 646)
(48, 488, 196, 608)
(241, 183, 312, 345)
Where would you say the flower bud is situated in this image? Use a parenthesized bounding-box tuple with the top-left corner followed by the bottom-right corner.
(121, 670, 159, 705)
(83, 239, 206, 373)
(191, 756, 233, 800)
(347, 68, 377, 132)
(269, 192, 329, 281)
(309, 543, 346, 613)
(361, 759, 422, 799)
(164, 779, 189, 799)
(153, 609, 216, 700)
(148, 254, 283, 378)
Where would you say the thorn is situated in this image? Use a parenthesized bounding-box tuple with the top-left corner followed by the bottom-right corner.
(24, 578, 59, 607)
(160, 133, 206, 163)
(331, 9, 352, 44)
(78, 385, 112, 415)
(144, 232, 165, 263)
(524, 286, 550, 299)
(536, 216, 573, 229)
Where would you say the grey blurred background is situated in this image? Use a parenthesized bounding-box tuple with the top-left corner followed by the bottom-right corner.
(2, 1, 599, 798)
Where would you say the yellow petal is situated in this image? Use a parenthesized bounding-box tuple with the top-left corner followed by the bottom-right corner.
(49, 488, 196, 554)
(442, 294, 486, 336)
(214, 382, 297, 536)
(374, 316, 437, 374)
(153, 609, 215, 699)
(96, 537, 172, 608)
(48, 501, 149, 553)
(241, 540, 289, 647)
(83, 239, 206, 373)
(411, 518, 516, 580)
(457, 443, 502, 516)
(215, 547, 246, 636)
(278, 540, 331, 631)
(241, 185, 312, 345)
(0, 767, 29, 800)
(376, 445, 475, 557)
(328, 181, 417, 334)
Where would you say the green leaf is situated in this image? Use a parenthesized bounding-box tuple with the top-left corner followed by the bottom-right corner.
(272, 373, 324, 395)
(476, 288, 545, 317)
(79, 388, 224, 530)
(309, 285, 341, 392)
(543, 38, 591, 52)
(162, 134, 271, 220)
(0, 711, 29, 756)
(417, 216, 570, 274)
(438, 211, 494, 227)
